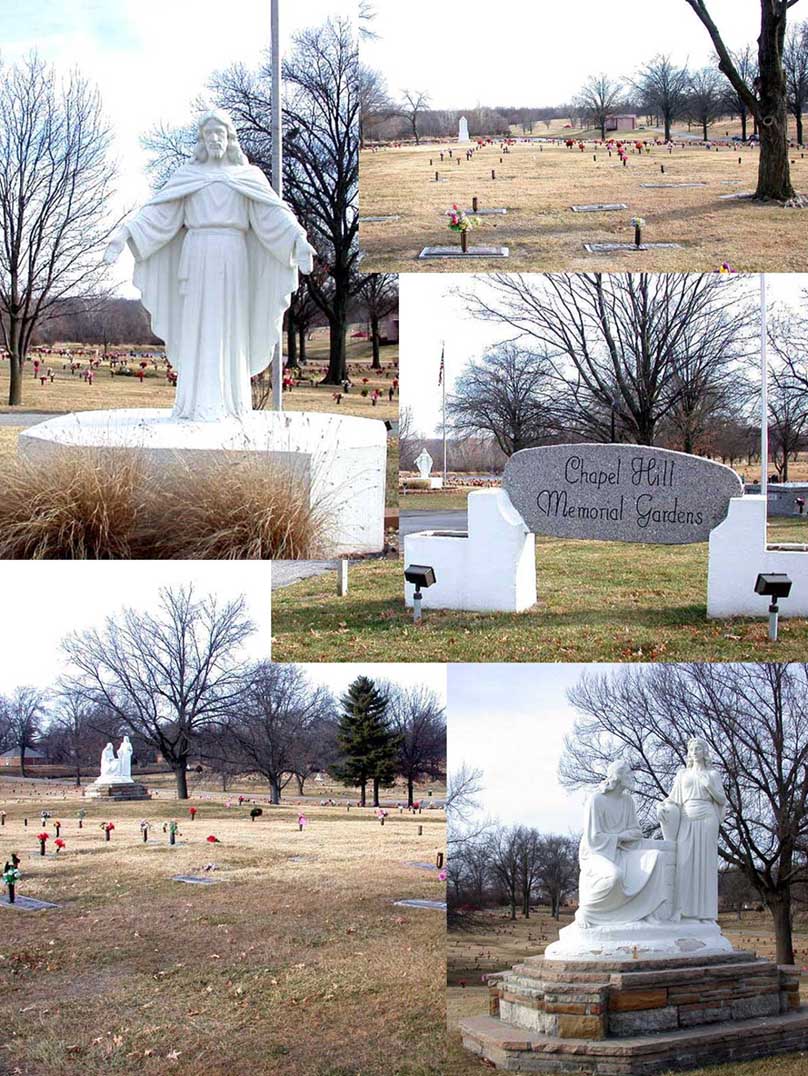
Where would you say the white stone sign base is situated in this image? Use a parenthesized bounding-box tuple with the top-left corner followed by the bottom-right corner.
(85, 778, 151, 801)
(708, 495, 808, 617)
(545, 918, 734, 963)
(404, 489, 537, 612)
(428, 476, 444, 490)
(19, 409, 387, 556)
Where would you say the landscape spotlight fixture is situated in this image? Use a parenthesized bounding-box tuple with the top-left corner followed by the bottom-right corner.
(404, 564, 436, 623)
(754, 572, 792, 642)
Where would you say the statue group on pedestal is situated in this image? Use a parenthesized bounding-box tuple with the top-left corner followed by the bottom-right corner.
(576, 738, 727, 930)
(99, 736, 134, 782)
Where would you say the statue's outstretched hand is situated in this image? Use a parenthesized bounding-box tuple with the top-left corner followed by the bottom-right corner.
(104, 228, 129, 265)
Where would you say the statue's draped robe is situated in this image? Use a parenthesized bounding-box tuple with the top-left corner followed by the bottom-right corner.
(126, 163, 313, 421)
(667, 767, 725, 920)
(576, 790, 669, 928)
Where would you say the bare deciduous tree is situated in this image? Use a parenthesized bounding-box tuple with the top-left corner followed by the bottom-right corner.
(633, 54, 691, 141)
(575, 74, 624, 139)
(386, 682, 446, 807)
(682, 0, 804, 201)
(359, 273, 398, 370)
(4, 686, 47, 777)
(784, 20, 808, 145)
(687, 66, 726, 140)
(0, 53, 119, 406)
(62, 586, 255, 799)
(400, 90, 431, 144)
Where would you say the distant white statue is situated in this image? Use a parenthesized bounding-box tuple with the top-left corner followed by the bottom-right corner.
(104, 108, 316, 422)
(658, 737, 727, 922)
(415, 448, 434, 479)
(458, 116, 470, 142)
(98, 737, 134, 784)
(576, 760, 670, 927)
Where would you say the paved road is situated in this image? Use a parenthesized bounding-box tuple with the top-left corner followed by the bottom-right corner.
(0, 411, 62, 428)
(400, 509, 467, 537)
(271, 560, 343, 590)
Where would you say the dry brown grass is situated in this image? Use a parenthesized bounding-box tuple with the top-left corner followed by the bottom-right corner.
(0, 452, 328, 560)
(360, 138, 808, 272)
(0, 784, 445, 1076)
(446, 908, 808, 1076)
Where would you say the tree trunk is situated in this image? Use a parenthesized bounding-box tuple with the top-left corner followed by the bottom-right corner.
(286, 311, 297, 370)
(295, 773, 305, 795)
(298, 327, 307, 364)
(359, 780, 366, 807)
(370, 314, 381, 370)
(407, 775, 414, 807)
(270, 776, 281, 804)
(702, 119, 709, 142)
(322, 304, 348, 385)
(755, 10, 796, 201)
(372, 776, 380, 807)
(664, 113, 672, 142)
(741, 111, 748, 141)
(74, 761, 81, 788)
(769, 891, 795, 965)
(8, 349, 22, 407)
(796, 109, 804, 149)
(175, 764, 189, 800)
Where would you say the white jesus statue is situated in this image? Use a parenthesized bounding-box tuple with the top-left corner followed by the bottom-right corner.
(104, 109, 316, 422)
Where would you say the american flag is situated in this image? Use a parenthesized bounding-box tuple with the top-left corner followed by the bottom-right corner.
(438, 344, 445, 386)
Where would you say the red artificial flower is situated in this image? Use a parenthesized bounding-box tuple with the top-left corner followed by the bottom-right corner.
(206, 835, 220, 843)
(36, 831, 49, 842)
(55, 838, 65, 850)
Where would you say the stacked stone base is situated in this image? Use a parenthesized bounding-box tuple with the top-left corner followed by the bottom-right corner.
(84, 781, 151, 801)
(459, 952, 808, 1074)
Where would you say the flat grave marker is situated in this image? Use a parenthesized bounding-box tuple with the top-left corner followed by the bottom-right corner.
(640, 182, 708, 189)
(393, 899, 447, 911)
(419, 246, 509, 260)
(403, 861, 439, 872)
(1, 895, 59, 910)
(570, 203, 628, 213)
(172, 875, 218, 885)
(359, 215, 401, 223)
(584, 242, 683, 253)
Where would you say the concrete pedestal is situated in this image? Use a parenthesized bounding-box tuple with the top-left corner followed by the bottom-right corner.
(403, 489, 537, 612)
(18, 408, 387, 555)
(84, 780, 151, 801)
(708, 495, 808, 617)
(460, 951, 808, 1074)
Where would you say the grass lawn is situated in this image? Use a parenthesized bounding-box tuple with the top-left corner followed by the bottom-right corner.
(0, 329, 398, 423)
(271, 522, 808, 662)
(400, 492, 470, 511)
(0, 778, 445, 1076)
(445, 908, 808, 1076)
(360, 122, 808, 273)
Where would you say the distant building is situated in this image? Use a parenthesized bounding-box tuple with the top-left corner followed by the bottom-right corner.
(379, 315, 399, 344)
(605, 114, 637, 132)
(0, 747, 47, 768)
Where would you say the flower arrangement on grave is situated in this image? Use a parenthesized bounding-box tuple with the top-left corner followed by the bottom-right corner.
(438, 869, 447, 881)
(189, 806, 197, 820)
(102, 821, 115, 841)
(297, 814, 307, 831)
(54, 838, 65, 853)
(718, 262, 737, 274)
(2, 864, 21, 903)
(630, 217, 646, 248)
(446, 204, 479, 253)
(206, 834, 220, 844)
(36, 831, 49, 856)
(249, 807, 263, 822)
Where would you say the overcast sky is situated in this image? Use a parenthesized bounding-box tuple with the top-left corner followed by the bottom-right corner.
(363, 0, 765, 110)
(402, 274, 808, 437)
(447, 663, 619, 833)
(300, 662, 447, 703)
(1, 0, 354, 294)
(0, 562, 271, 694)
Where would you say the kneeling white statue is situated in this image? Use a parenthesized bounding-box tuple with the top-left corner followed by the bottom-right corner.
(105, 109, 316, 422)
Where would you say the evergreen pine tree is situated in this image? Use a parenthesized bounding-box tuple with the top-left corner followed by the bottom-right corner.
(333, 676, 401, 806)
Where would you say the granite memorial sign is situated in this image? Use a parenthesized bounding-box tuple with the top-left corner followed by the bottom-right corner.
(503, 444, 743, 544)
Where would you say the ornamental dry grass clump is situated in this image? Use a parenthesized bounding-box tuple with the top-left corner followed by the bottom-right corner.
(145, 455, 329, 560)
(0, 452, 328, 559)
(0, 450, 146, 559)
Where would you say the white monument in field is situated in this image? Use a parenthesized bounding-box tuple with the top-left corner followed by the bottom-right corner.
(460, 740, 808, 1073)
(414, 447, 443, 489)
(18, 109, 387, 555)
(85, 736, 151, 800)
(458, 116, 470, 142)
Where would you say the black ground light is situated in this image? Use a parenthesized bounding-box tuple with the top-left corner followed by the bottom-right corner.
(754, 573, 792, 641)
(404, 564, 436, 622)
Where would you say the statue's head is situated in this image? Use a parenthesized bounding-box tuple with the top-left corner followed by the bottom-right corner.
(601, 759, 634, 793)
(194, 109, 246, 166)
(686, 737, 710, 768)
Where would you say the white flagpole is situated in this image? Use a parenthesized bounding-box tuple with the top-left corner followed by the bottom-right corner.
(760, 273, 768, 513)
(441, 342, 447, 483)
(271, 0, 283, 412)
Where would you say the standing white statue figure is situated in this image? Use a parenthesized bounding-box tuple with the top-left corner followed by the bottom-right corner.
(104, 109, 316, 422)
(116, 736, 133, 781)
(575, 759, 670, 928)
(414, 448, 434, 479)
(658, 737, 727, 922)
